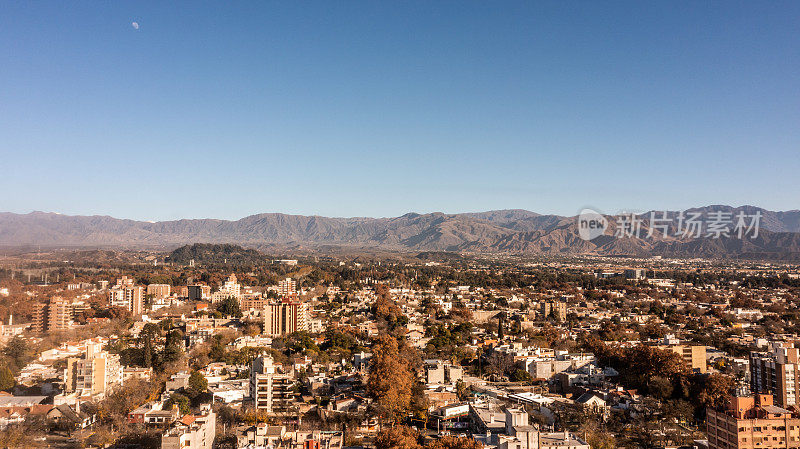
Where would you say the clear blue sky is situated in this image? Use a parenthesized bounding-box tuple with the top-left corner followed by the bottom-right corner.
(2, 1, 798, 221)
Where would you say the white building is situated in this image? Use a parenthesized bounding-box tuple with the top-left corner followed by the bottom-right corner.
(64, 341, 123, 398)
(161, 404, 216, 449)
(212, 274, 241, 303)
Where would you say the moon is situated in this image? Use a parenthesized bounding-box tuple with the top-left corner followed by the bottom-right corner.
(132, 22, 139, 30)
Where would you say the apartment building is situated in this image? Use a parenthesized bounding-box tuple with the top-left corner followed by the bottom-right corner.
(278, 278, 296, 298)
(64, 341, 123, 398)
(187, 284, 211, 301)
(161, 404, 216, 449)
(33, 296, 71, 332)
(262, 300, 308, 336)
(250, 356, 296, 413)
(146, 284, 171, 299)
(211, 274, 241, 303)
(706, 393, 800, 449)
(110, 276, 145, 315)
(751, 342, 800, 408)
(540, 301, 567, 322)
(425, 360, 464, 385)
(663, 344, 708, 374)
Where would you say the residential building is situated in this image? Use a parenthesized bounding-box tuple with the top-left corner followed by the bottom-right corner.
(211, 274, 241, 303)
(262, 300, 308, 336)
(540, 301, 567, 322)
(64, 341, 123, 398)
(110, 277, 145, 315)
(751, 342, 800, 408)
(661, 344, 708, 374)
(161, 404, 216, 449)
(425, 360, 463, 385)
(278, 278, 296, 297)
(146, 284, 171, 299)
(188, 284, 211, 301)
(624, 269, 646, 280)
(250, 356, 296, 413)
(706, 393, 800, 449)
(33, 296, 71, 332)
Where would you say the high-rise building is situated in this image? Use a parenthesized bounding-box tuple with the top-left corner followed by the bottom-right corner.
(750, 342, 800, 408)
(110, 277, 145, 315)
(262, 301, 308, 336)
(147, 284, 171, 299)
(707, 393, 800, 449)
(250, 356, 296, 413)
(64, 341, 123, 398)
(540, 301, 567, 322)
(212, 274, 241, 303)
(277, 278, 296, 298)
(188, 285, 211, 301)
(624, 268, 646, 280)
(33, 296, 71, 332)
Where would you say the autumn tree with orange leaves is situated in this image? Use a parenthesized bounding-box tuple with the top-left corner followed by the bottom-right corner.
(375, 426, 483, 449)
(367, 334, 415, 423)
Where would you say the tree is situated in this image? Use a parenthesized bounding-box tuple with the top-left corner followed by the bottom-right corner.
(142, 335, 154, 368)
(2, 337, 34, 372)
(647, 376, 674, 400)
(580, 420, 615, 449)
(427, 436, 483, 449)
(0, 425, 32, 448)
(510, 369, 532, 383)
(163, 329, 185, 364)
(367, 335, 414, 423)
(374, 426, 423, 449)
(216, 296, 242, 318)
(165, 393, 190, 415)
(455, 379, 470, 401)
(186, 371, 208, 398)
(0, 366, 15, 391)
(97, 379, 158, 426)
(692, 373, 734, 413)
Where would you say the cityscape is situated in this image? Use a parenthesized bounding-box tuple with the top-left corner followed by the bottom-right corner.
(2, 2, 799, 449)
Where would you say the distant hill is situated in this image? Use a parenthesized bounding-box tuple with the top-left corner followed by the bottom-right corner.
(166, 243, 267, 265)
(1, 206, 799, 260)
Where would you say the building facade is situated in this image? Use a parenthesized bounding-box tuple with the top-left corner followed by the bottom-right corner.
(250, 356, 296, 413)
(161, 405, 216, 449)
(146, 284, 171, 299)
(64, 341, 123, 398)
(110, 276, 145, 315)
(707, 393, 800, 449)
(540, 301, 567, 322)
(751, 342, 800, 408)
(212, 274, 241, 303)
(278, 278, 296, 298)
(262, 301, 308, 336)
(662, 344, 708, 374)
(33, 296, 71, 332)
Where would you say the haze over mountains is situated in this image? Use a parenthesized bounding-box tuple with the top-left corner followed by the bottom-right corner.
(1, 206, 800, 260)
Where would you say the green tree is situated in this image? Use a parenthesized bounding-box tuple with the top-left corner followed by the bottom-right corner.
(2, 337, 33, 372)
(216, 296, 242, 318)
(163, 329, 185, 364)
(186, 371, 208, 398)
(0, 366, 15, 391)
(510, 369, 532, 383)
(165, 393, 190, 415)
(142, 335, 154, 368)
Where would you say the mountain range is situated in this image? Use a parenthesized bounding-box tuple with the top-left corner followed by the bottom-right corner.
(1, 206, 800, 260)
